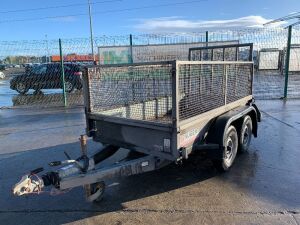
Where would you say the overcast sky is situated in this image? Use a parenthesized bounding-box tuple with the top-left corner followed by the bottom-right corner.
(0, 0, 299, 40)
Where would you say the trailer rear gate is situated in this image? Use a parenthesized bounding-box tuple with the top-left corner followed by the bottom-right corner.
(84, 60, 253, 161)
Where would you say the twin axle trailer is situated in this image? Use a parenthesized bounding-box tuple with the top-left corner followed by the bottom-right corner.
(13, 43, 260, 202)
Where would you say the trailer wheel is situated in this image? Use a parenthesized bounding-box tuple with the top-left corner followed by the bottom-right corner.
(239, 115, 252, 153)
(90, 181, 105, 203)
(214, 125, 238, 171)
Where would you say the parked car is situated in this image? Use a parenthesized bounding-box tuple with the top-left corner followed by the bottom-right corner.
(10, 63, 83, 94)
(24, 64, 34, 74)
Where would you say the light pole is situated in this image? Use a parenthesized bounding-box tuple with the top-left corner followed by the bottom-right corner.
(88, 0, 96, 64)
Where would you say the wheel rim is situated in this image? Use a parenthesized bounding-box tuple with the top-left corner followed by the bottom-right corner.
(65, 82, 72, 92)
(91, 182, 105, 201)
(224, 138, 233, 163)
(243, 126, 250, 145)
(224, 132, 237, 166)
(16, 83, 26, 92)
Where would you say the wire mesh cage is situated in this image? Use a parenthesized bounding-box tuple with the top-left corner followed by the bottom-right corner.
(85, 60, 253, 125)
(87, 62, 173, 124)
(177, 61, 253, 121)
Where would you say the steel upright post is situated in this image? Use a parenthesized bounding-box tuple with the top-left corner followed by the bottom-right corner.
(88, 0, 96, 64)
(59, 39, 67, 107)
(129, 34, 133, 64)
(284, 25, 292, 98)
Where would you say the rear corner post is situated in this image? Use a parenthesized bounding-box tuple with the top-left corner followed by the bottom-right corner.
(171, 60, 180, 159)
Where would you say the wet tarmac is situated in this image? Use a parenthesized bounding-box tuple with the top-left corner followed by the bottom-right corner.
(0, 100, 299, 225)
(0, 79, 17, 107)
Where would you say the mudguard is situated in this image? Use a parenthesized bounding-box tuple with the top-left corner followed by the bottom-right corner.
(207, 105, 260, 147)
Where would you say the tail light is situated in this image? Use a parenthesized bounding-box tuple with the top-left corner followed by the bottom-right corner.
(74, 71, 82, 76)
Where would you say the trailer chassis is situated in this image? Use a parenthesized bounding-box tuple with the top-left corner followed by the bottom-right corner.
(12, 135, 172, 201)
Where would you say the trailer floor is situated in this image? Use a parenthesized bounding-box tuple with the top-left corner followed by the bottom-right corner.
(0, 100, 299, 225)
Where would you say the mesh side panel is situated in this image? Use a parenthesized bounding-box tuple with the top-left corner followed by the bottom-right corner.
(238, 47, 252, 61)
(190, 45, 252, 62)
(178, 63, 253, 121)
(212, 49, 224, 61)
(226, 64, 252, 104)
(201, 49, 213, 60)
(178, 64, 225, 120)
(224, 47, 237, 61)
(88, 64, 173, 124)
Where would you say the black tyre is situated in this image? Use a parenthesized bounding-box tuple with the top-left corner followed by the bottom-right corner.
(213, 125, 238, 172)
(238, 115, 252, 153)
(90, 181, 105, 203)
(65, 80, 74, 93)
(15, 82, 29, 94)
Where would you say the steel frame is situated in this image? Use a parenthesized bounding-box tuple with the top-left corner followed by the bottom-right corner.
(59, 155, 168, 190)
(188, 43, 253, 62)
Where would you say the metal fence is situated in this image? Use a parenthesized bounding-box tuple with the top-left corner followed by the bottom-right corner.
(0, 27, 300, 109)
(98, 40, 238, 64)
(258, 49, 282, 71)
